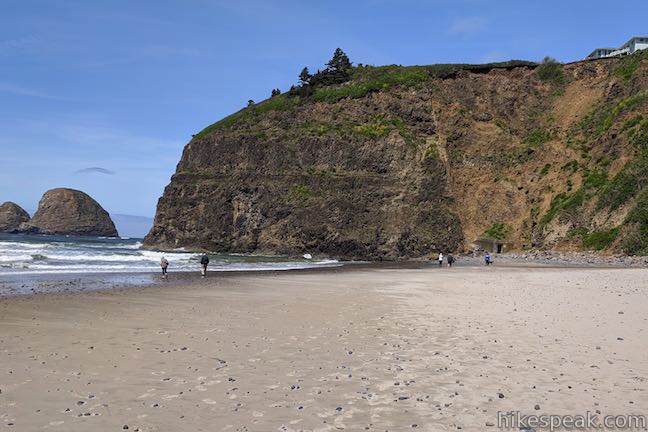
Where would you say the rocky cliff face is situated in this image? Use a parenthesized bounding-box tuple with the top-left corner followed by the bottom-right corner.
(145, 52, 648, 258)
(0, 202, 30, 231)
(27, 188, 118, 237)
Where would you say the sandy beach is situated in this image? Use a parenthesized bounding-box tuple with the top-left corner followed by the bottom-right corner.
(1, 266, 647, 431)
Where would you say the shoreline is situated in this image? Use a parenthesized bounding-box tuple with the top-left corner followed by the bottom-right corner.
(2, 251, 647, 297)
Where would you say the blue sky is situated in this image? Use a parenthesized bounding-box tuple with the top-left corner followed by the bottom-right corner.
(1, 0, 646, 218)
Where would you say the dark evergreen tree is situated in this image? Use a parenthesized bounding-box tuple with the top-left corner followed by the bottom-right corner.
(271, 88, 281, 97)
(326, 48, 352, 73)
(291, 49, 354, 96)
(309, 48, 353, 87)
(299, 67, 312, 86)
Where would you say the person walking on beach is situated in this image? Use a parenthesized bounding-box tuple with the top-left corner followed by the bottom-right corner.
(160, 257, 169, 278)
(485, 252, 492, 266)
(447, 253, 455, 267)
(200, 253, 210, 277)
(438, 252, 444, 267)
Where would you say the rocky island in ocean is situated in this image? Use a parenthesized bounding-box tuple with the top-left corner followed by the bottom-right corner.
(0, 202, 30, 232)
(18, 188, 118, 237)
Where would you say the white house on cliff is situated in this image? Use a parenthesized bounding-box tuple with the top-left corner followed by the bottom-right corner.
(586, 36, 648, 60)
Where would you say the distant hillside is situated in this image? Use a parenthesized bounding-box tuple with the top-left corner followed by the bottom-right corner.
(112, 214, 153, 239)
(145, 50, 648, 259)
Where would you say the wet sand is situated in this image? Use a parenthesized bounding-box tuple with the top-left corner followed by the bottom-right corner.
(1, 266, 647, 431)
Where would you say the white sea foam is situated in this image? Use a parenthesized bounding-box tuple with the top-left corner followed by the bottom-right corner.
(0, 234, 339, 275)
(0, 241, 51, 250)
(34, 252, 194, 262)
(0, 254, 34, 262)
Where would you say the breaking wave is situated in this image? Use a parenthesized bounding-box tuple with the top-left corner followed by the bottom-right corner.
(0, 233, 339, 275)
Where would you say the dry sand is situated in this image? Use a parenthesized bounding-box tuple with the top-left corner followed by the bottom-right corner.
(1, 266, 647, 431)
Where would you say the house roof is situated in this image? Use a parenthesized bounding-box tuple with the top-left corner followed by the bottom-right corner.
(586, 36, 648, 58)
(586, 48, 616, 58)
(621, 36, 648, 48)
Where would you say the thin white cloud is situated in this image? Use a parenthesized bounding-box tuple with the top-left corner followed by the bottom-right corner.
(0, 36, 38, 53)
(0, 82, 64, 100)
(83, 44, 201, 68)
(448, 16, 488, 35)
(144, 44, 201, 57)
(59, 123, 181, 154)
(76, 167, 116, 175)
(2, 115, 184, 167)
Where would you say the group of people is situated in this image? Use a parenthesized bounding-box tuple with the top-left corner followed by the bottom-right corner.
(436, 252, 455, 267)
(159, 253, 211, 278)
(160, 250, 493, 277)
(435, 252, 494, 267)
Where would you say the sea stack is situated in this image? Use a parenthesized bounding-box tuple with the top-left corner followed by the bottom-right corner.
(0, 202, 30, 232)
(27, 188, 118, 237)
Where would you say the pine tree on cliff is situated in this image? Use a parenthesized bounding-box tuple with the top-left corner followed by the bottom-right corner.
(310, 48, 352, 87)
(299, 67, 312, 86)
(326, 48, 352, 73)
(296, 67, 313, 97)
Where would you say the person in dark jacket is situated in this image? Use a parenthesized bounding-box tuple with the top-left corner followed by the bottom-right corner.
(200, 253, 210, 277)
(447, 254, 455, 267)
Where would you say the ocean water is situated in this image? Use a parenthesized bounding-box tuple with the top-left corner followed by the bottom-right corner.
(0, 233, 340, 275)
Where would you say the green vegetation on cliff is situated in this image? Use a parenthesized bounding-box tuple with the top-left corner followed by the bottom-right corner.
(598, 149, 648, 210)
(193, 49, 536, 138)
(612, 49, 648, 81)
(623, 188, 648, 254)
(353, 117, 391, 139)
(310, 60, 536, 103)
(541, 170, 608, 226)
(424, 139, 440, 159)
(289, 184, 318, 207)
(569, 227, 620, 251)
(581, 92, 648, 138)
(483, 223, 510, 240)
(524, 129, 553, 146)
(194, 94, 297, 140)
(535, 57, 565, 85)
(313, 66, 429, 103)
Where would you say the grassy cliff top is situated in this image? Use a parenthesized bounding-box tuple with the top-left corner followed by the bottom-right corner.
(194, 59, 538, 140)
